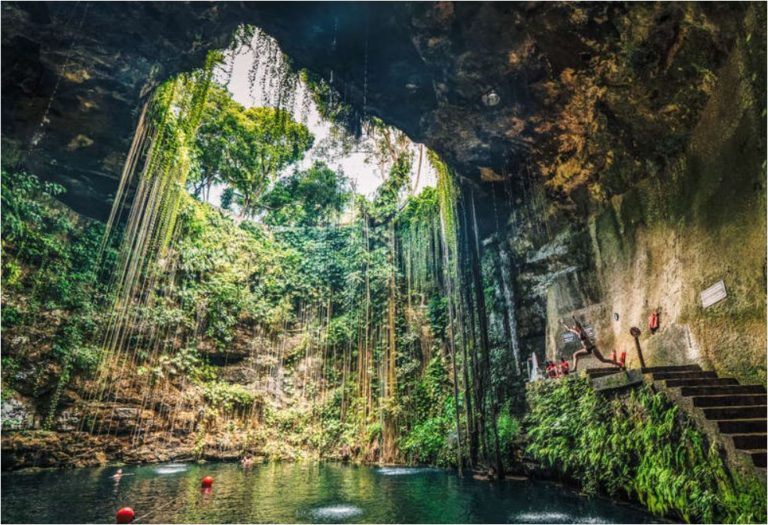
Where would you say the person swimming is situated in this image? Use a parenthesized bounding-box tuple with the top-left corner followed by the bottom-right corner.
(240, 455, 254, 469)
(112, 468, 123, 480)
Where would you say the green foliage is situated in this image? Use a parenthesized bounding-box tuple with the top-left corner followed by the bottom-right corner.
(71, 345, 101, 375)
(3, 95, 484, 472)
(401, 414, 449, 464)
(1, 170, 116, 423)
(426, 296, 448, 340)
(137, 345, 216, 383)
(164, 194, 360, 350)
(398, 357, 457, 466)
(220, 187, 235, 210)
(2, 305, 22, 328)
(300, 69, 358, 133)
(260, 161, 351, 226)
(525, 378, 767, 523)
(189, 85, 314, 215)
(203, 381, 257, 412)
(173, 197, 297, 344)
(370, 154, 412, 223)
(496, 407, 521, 461)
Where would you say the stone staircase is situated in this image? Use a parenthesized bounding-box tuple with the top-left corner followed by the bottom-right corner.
(585, 364, 767, 473)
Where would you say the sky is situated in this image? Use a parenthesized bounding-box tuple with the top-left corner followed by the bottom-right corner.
(204, 29, 436, 211)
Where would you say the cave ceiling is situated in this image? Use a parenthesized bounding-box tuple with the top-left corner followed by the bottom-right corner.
(1, 1, 749, 219)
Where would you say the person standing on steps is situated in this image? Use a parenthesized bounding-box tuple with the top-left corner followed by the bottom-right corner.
(561, 317, 621, 372)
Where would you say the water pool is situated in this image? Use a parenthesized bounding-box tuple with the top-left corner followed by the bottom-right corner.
(1, 462, 660, 523)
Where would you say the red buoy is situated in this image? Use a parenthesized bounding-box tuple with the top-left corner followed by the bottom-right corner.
(201, 475, 214, 488)
(116, 507, 135, 524)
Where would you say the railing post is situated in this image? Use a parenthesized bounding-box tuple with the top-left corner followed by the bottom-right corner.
(630, 327, 646, 369)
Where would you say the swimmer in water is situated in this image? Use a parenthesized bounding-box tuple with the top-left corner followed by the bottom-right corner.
(241, 455, 254, 469)
(112, 468, 123, 480)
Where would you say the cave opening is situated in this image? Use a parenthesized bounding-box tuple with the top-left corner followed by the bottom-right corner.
(6, 19, 527, 478)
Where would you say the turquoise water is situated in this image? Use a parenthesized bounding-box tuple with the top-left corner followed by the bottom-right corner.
(1, 462, 659, 523)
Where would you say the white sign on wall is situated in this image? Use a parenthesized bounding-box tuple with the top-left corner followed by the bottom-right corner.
(561, 325, 595, 345)
(701, 280, 727, 309)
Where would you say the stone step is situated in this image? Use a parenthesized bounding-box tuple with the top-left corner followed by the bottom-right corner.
(681, 384, 766, 397)
(731, 434, 767, 450)
(666, 377, 739, 388)
(718, 419, 767, 434)
(693, 394, 768, 408)
(641, 365, 702, 374)
(585, 368, 623, 378)
(752, 452, 767, 468)
(704, 406, 767, 421)
(652, 370, 717, 381)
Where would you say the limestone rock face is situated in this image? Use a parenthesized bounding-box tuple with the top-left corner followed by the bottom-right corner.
(1, 394, 36, 431)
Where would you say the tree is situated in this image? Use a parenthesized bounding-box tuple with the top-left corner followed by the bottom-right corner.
(189, 85, 314, 216)
(220, 187, 235, 211)
(260, 162, 351, 227)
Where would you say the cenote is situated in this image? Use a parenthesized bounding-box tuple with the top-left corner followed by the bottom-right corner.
(1, 462, 658, 524)
(2, 2, 766, 524)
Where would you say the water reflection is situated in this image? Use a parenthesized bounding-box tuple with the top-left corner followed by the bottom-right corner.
(512, 511, 613, 523)
(376, 467, 440, 476)
(154, 464, 189, 475)
(308, 504, 364, 521)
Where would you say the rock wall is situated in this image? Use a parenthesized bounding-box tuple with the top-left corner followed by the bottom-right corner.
(537, 12, 766, 384)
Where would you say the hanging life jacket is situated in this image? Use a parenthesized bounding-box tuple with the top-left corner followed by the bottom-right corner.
(648, 311, 659, 332)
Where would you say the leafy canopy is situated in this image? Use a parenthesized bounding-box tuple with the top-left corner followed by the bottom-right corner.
(260, 161, 352, 227)
(189, 85, 314, 216)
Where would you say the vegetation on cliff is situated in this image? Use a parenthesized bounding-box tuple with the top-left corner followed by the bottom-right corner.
(525, 377, 766, 523)
(1, 61, 526, 469)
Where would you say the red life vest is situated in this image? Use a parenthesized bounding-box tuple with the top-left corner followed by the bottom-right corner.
(648, 312, 659, 331)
